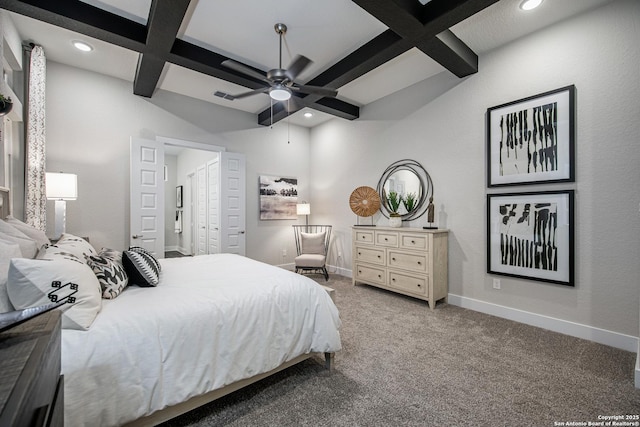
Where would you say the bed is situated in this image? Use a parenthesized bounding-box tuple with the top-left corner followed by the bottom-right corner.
(0, 187, 341, 426)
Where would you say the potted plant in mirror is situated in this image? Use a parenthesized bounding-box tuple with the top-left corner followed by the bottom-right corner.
(0, 94, 13, 116)
(402, 192, 417, 215)
(386, 190, 403, 228)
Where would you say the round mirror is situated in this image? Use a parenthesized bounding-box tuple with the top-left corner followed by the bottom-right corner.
(377, 159, 433, 221)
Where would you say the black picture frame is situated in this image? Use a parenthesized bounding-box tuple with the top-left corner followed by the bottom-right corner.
(487, 190, 574, 286)
(176, 185, 183, 208)
(487, 85, 575, 187)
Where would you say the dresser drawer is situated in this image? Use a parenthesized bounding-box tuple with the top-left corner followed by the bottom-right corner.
(354, 263, 386, 285)
(354, 246, 385, 265)
(376, 231, 398, 247)
(389, 270, 428, 295)
(354, 229, 375, 244)
(388, 250, 428, 273)
(400, 233, 428, 251)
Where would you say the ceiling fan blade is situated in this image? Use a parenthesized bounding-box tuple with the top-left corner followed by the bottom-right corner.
(214, 88, 268, 101)
(284, 55, 312, 82)
(291, 85, 338, 98)
(221, 59, 269, 83)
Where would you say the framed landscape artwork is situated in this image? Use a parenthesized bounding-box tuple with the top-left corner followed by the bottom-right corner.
(259, 175, 298, 220)
(487, 85, 575, 187)
(487, 190, 574, 286)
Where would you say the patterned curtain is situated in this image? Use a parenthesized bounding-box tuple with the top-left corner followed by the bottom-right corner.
(24, 45, 46, 230)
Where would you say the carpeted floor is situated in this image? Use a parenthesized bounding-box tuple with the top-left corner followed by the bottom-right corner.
(161, 274, 640, 427)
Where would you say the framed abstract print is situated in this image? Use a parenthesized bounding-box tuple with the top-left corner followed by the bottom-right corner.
(487, 85, 575, 187)
(487, 190, 574, 286)
(259, 175, 298, 220)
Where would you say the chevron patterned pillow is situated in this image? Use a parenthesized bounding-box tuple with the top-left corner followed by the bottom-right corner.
(123, 247, 160, 287)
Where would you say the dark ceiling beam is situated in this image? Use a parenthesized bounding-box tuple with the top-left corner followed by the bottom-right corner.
(351, 0, 499, 77)
(0, 0, 146, 51)
(168, 40, 269, 90)
(133, 0, 191, 97)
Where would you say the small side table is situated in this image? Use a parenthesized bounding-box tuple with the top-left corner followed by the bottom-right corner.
(0, 310, 63, 427)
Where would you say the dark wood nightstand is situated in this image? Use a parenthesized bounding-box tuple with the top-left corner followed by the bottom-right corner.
(0, 310, 63, 427)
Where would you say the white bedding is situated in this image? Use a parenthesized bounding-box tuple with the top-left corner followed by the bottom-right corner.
(62, 253, 342, 427)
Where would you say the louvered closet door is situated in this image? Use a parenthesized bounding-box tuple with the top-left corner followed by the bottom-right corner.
(207, 158, 220, 254)
(196, 164, 207, 256)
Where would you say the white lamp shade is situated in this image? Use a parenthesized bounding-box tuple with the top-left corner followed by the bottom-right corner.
(296, 203, 311, 215)
(46, 172, 78, 200)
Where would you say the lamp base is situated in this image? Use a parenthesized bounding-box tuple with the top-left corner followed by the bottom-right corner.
(54, 200, 67, 239)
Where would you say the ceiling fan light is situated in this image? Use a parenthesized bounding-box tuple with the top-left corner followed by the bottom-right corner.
(269, 86, 291, 101)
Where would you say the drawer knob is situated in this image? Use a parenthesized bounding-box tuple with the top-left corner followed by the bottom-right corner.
(384, 238, 388, 241)
(392, 278, 396, 282)
(378, 275, 382, 278)
(411, 240, 415, 244)
(392, 257, 396, 261)
(358, 252, 361, 255)
(417, 284, 422, 288)
(377, 255, 381, 258)
(417, 261, 422, 265)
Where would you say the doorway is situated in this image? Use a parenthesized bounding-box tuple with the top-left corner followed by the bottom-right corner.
(130, 137, 246, 258)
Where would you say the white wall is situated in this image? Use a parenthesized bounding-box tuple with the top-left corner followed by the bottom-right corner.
(312, 0, 640, 339)
(45, 61, 311, 263)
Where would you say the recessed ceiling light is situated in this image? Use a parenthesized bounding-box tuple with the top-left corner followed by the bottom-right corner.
(72, 40, 93, 52)
(303, 112, 313, 118)
(520, 0, 543, 11)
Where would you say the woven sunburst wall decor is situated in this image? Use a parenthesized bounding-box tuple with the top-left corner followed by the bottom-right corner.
(349, 186, 380, 217)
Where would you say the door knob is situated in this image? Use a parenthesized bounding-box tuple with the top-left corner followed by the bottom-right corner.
(239, 231, 245, 234)
(132, 234, 143, 239)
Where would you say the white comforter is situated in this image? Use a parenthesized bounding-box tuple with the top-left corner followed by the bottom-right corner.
(62, 254, 342, 427)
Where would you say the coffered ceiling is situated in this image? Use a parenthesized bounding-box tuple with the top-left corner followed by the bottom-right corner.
(0, 0, 612, 127)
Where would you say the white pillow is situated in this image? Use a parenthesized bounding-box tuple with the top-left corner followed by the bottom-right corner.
(0, 219, 37, 259)
(5, 216, 50, 249)
(301, 232, 326, 255)
(0, 238, 21, 313)
(52, 233, 97, 262)
(7, 258, 102, 330)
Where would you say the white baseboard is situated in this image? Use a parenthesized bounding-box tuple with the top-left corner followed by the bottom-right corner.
(448, 294, 638, 353)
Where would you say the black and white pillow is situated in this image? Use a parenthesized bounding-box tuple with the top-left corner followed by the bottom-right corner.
(87, 248, 128, 299)
(123, 247, 161, 287)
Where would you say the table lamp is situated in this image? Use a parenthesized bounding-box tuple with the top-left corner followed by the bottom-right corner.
(46, 172, 77, 239)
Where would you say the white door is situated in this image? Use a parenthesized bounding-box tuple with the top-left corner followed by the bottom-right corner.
(130, 138, 165, 257)
(187, 172, 196, 256)
(196, 164, 207, 255)
(207, 158, 220, 254)
(220, 152, 246, 255)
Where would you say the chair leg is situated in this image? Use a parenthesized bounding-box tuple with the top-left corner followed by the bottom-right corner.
(322, 267, 329, 281)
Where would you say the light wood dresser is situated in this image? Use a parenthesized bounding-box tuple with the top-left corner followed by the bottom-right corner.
(352, 226, 449, 309)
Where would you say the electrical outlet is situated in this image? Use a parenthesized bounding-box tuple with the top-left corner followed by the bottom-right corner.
(282, 249, 286, 257)
(493, 278, 501, 290)
(338, 251, 342, 258)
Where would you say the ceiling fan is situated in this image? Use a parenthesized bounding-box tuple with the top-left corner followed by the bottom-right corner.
(214, 23, 338, 103)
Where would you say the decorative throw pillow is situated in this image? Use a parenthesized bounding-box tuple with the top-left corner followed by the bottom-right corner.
(0, 220, 38, 259)
(123, 247, 161, 287)
(7, 258, 102, 330)
(87, 248, 128, 299)
(0, 238, 21, 313)
(301, 232, 326, 255)
(37, 244, 86, 264)
(5, 216, 50, 250)
(53, 233, 97, 262)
